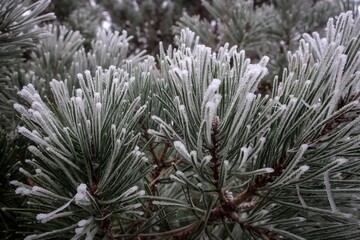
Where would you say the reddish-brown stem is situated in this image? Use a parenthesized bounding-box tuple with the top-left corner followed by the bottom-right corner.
(227, 212, 278, 240)
(149, 159, 181, 187)
(210, 117, 221, 190)
(141, 124, 174, 213)
(102, 216, 114, 240)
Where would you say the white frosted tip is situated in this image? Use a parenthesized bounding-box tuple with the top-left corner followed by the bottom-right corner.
(130, 186, 139, 192)
(75, 193, 88, 204)
(300, 144, 309, 149)
(122, 185, 139, 198)
(209, 79, 221, 89)
(173, 141, 190, 160)
(246, 92, 256, 101)
(36, 213, 47, 221)
(261, 209, 269, 215)
(179, 105, 185, 111)
(18, 126, 27, 133)
(264, 167, 274, 173)
(206, 101, 216, 109)
(24, 234, 37, 240)
(13, 103, 22, 108)
(75, 227, 84, 234)
(78, 219, 90, 227)
(15, 187, 31, 196)
(300, 165, 310, 172)
(10, 180, 20, 186)
(336, 158, 348, 165)
(76, 89, 82, 96)
(77, 183, 87, 192)
(181, 70, 188, 75)
(32, 186, 41, 192)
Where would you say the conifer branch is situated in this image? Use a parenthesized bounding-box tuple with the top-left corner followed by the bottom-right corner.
(3, 3, 360, 239)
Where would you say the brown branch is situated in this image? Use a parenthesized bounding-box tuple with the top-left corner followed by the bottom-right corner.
(141, 123, 174, 214)
(149, 159, 181, 187)
(227, 212, 278, 240)
(209, 116, 222, 192)
(142, 124, 160, 164)
(102, 216, 114, 240)
(141, 124, 161, 212)
(233, 156, 285, 206)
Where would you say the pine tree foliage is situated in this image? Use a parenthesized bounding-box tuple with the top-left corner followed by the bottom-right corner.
(30, 24, 147, 91)
(0, 130, 29, 239)
(0, 0, 54, 129)
(0, 0, 55, 65)
(174, 0, 346, 81)
(174, 0, 275, 54)
(6, 8, 360, 239)
(67, 6, 103, 46)
(30, 24, 85, 84)
(0, 2, 54, 235)
(11, 67, 151, 239)
(95, 0, 205, 55)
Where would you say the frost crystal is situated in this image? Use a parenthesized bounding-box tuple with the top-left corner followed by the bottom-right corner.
(76, 89, 83, 97)
(96, 102, 102, 110)
(173, 141, 191, 161)
(78, 218, 92, 227)
(15, 187, 31, 196)
(74, 183, 91, 206)
(122, 186, 139, 198)
(36, 213, 47, 221)
(24, 234, 37, 240)
(246, 92, 256, 101)
(299, 165, 310, 172)
(264, 167, 274, 173)
(335, 158, 348, 165)
(77, 183, 87, 192)
(203, 79, 221, 103)
(75, 97, 83, 106)
(208, 79, 221, 90)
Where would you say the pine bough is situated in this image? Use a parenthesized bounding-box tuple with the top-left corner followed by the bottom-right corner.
(8, 10, 360, 240)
